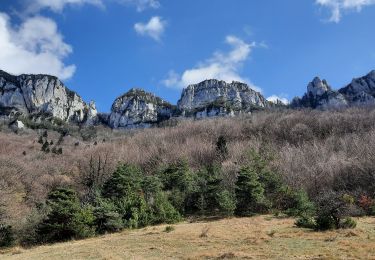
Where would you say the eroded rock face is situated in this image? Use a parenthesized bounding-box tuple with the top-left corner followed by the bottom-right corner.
(109, 88, 174, 128)
(0, 70, 97, 124)
(291, 77, 348, 109)
(177, 79, 270, 117)
(339, 70, 375, 105)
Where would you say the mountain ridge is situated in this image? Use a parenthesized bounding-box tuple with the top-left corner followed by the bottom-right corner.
(1, 69, 375, 129)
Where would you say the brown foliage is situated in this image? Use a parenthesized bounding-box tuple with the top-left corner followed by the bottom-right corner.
(1, 107, 375, 228)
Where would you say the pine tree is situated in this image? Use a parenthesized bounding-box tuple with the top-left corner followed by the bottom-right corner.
(36, 188, 95, 243)
(235, 165, 267, 216)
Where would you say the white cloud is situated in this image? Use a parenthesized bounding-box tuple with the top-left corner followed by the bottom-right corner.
(134, 16, 166, 41)
(163, 35, 260, 91)
(25, 0, 104, 13)
(316, 0, 375, 22)
(25, 0, 159, 13)
(118, 0, 160, 12)
(0, 13, 75, 80)
(267, 95, 289, 105)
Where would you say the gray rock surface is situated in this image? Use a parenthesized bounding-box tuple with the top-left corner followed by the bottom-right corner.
(109, 88, 174, 128)
(177, 79, 270, 117)
(0, 70, 97, 124)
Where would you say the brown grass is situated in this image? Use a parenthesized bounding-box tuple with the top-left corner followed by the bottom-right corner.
(1, 215, 374, 259)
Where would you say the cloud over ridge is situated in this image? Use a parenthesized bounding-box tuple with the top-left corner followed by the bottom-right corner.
(163, 35, 260, 91)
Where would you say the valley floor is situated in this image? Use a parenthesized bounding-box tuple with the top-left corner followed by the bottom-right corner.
(1, 216, 375, 260)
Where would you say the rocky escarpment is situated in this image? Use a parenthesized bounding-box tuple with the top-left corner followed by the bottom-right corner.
(109, 88, 175, 128)
(292, 71, 375, 109)
(0, 70, 97, 124)
(177, 79, 271, 118)
(291, 77, 348, 109)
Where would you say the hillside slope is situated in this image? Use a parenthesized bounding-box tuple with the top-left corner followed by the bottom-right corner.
(2, 216, 375, 259)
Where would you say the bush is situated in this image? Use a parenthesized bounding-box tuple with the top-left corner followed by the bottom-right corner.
(102, 165, 150, 229)
(282, 188, 315, 217)
(102, 164, 143, 199)
(315, 214, 336, 230)
(314, 191, 354, 230)
(235, 165, 268, 216)
(93, 198, 123, 234)
(216, 190, 236, 216)
(36, 188, 95, 243)
(158, 160, 198, 214)
(216, 136, 228, 160)
(195, 165, 225, 214)
(0, 224, 15, 248)
(295, 215, 316, 229)
(164, 225, 175, 233)
(149, 192, 181, 224)
(340, 217, 357, 229)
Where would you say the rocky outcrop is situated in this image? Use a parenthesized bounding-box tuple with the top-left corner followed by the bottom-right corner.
(109, 88, 174, 128)
(339, 70, 375, 105)
(0, 70, 97, 124)
(292, 71, 375, 109)
(177, 79, 270, 118)
(291, 77, 348, 109)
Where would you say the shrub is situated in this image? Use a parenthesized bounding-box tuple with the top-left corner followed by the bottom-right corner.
(358, 195, 374, 215)
(314, 191, 354, 230)
(295, 215, 316, 229)
(115, 194, 150, 228)
(158, 161, 198, 214)
(102, 164, 143, 199)
(149, 192, 181, 224)
(282, 188, 315, 217)
(93, 198, 123, 234)
(235, 165, 268, 216)
(216, 190, 236, 216)
(340, 217, 357, 229)
(195, 164, 224, 214)
(36, 188, 95, 243)
(0, 224, 15, 248)
(41, 141, 50, 153)
(164, 226, 175, 233)
(216, 136, 228, 160)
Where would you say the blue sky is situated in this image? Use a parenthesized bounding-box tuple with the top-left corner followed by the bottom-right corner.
(0, 0, 375, 111)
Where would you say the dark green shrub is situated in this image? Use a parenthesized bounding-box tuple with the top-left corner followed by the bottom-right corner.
(216, 190, 236, 216)
(0, 224, 15, 248)
(315, 214, 336, 230)
(115, 194, 150, 228)
(235, 165, 268, 216)
(195, 165, 224, 214)
(36, 188, 95, 243)
(102, 165, 149, 228)
(149, 192, 181, 224)
(314, 191, 354, 230)
(164, 226, 175, 233)
(216, 136, 228, 160)
(295, 215, 316, 229)
(158, 160, 198, 214)
(41, 141, 49, 152)
(340, 217, 357, 229)
(93, 198, 123, 234)
(102, 164, 142, 199)
(282, 188, 315, 217)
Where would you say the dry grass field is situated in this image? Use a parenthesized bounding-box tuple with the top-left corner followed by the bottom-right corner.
(1, 215, 375, 260)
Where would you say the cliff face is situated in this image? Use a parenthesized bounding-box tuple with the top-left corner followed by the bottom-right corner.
(109, 88, 174, 128)
(177, 79, 270, 118)
(292, 71, 375, 109)
(291, 77, 348, 109)
(4, 68, 375, 130)
(0, 70, 97, 124)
